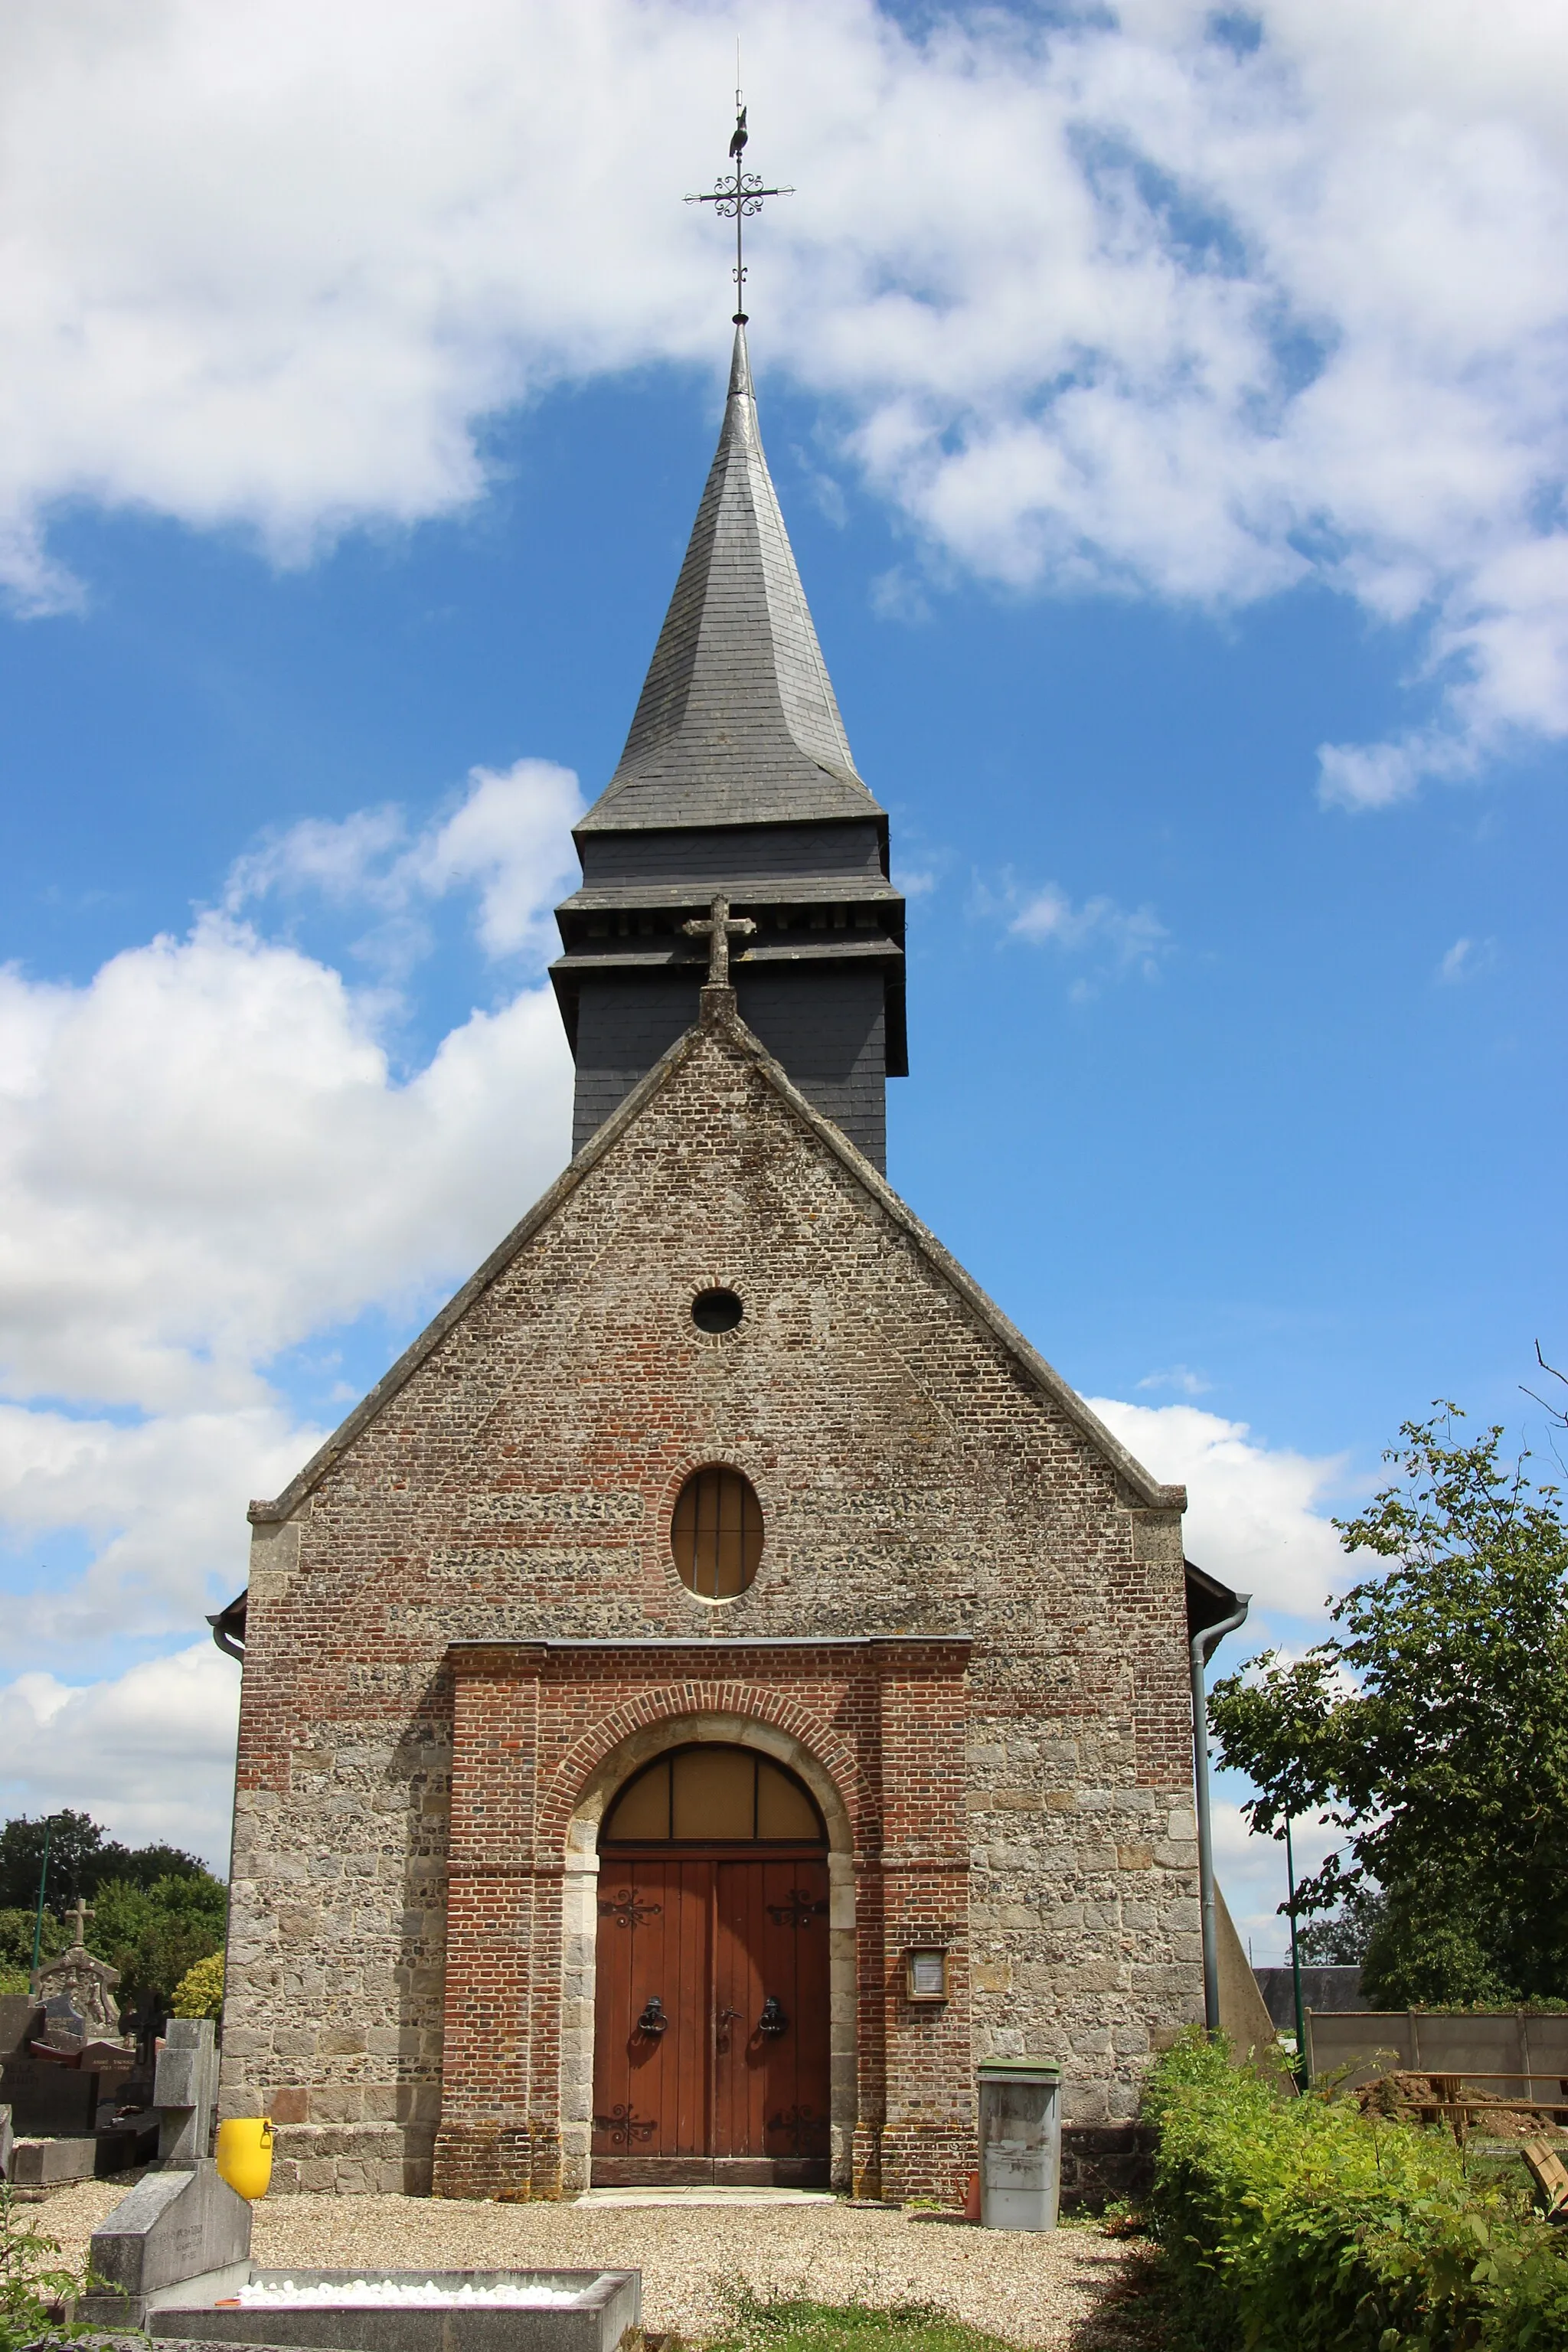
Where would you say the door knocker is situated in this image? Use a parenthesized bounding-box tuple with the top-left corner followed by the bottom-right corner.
(636, 1997, 668, 2037)
(758, 1995, 788, 2037)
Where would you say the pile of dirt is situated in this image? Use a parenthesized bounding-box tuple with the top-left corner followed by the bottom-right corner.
(1357, 2071, 1568, 2138)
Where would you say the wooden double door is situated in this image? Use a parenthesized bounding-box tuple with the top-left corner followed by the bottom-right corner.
(592, 1851, 831, 2185)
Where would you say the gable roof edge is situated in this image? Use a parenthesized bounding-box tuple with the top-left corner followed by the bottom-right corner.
(710, 1004, 1187, 1515)
(250, 996, 1184, 1527)
(247, 1021, 710, 1524)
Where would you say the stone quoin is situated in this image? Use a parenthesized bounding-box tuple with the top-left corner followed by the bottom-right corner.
(213, 311, 1230, 2207)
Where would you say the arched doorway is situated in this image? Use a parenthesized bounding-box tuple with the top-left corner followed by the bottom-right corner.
(591, 1743, 831, 2185)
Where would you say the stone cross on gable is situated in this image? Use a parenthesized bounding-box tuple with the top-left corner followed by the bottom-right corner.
(67, 1896, 93, 1947)
(683, 893, 755, 990)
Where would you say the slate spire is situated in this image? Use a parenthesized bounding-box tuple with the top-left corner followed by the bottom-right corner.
(553, 331, 906, 1170)
(579, 325, 880, 834)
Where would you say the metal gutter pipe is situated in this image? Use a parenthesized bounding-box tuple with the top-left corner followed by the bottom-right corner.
(1191, 1594, 1251, 2034)
(207, 1590, 247, 1662)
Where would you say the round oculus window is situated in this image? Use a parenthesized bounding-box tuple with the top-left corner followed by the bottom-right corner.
(692, 1286, 743, 1334)
(671, 1465, 763, 1599)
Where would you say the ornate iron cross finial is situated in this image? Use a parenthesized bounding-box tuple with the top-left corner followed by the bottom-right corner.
(67, 1896, 93, 1946)
(684, 83, 793, 324)
(684, 893, 756, 988)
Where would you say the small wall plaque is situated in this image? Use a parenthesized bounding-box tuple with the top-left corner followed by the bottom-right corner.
(905, 1946, 949, 2003)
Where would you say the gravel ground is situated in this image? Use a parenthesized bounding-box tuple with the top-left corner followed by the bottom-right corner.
(37, 2181, 1155, 2350)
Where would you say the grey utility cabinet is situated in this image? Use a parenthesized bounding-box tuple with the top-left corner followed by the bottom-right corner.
(977, 2060, 1062, 2231)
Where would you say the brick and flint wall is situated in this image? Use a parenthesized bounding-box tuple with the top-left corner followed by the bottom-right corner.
(218, 1008, 1200, 2197)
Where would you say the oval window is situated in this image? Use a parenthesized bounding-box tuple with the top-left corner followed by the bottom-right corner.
(671, 1465, 763, 1599)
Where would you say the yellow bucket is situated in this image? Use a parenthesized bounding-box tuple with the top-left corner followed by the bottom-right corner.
(215, 2116, 273, 2201)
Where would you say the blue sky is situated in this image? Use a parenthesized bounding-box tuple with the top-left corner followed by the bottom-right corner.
(2, 0, 1565, 1961)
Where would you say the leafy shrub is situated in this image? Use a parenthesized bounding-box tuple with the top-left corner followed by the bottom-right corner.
(0, 1907, 66, 1981)
(1145, 2030, 1568, 2351)
(171, 1950, 224, 2021)
(0, 2181, 91, 2352)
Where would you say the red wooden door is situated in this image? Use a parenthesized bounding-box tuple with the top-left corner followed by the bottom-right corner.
(592, 1855, 830, 2184)
(591, 1862, 710, 2177)
(714, 1859, 831, 2183)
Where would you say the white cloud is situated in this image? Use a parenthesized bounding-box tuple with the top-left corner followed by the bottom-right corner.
(1212, 1796, 1343, 1969)
(0, 1403, 315, 1649)
(1006, 883, 1170, 979)
(0, 2, 1563, 794)
(0, 917, 573, 1416)
(414, 764, 583, 960)
(0, 765, 579, 1653)
(2, 763, 578, 1419)
(870, 568, 933, 626)
(227, 759, 583, 972)
(1137, 1364, 1213, 1396)
(0, 1643, 241, 1872)
(1089, 1395, 1354, 1615)
(1436, 935, 1495, 983)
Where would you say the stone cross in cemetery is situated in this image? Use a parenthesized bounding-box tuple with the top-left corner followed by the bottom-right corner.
(683, 893, 755, 989)
(36, 1897, 125, 2046)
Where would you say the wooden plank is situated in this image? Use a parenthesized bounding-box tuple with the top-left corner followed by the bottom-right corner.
(593, 1862, 713, 2168)
(713, 1860, 765, 2158)
(1521, 2138, 1568, 2218)
(759, 1860, 831, 2168)
(590, 1866, 641, 2162)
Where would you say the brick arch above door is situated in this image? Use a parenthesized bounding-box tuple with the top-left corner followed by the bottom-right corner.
(558, 1705, 861, 1861)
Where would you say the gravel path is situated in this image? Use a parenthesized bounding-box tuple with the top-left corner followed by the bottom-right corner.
(38, 2182, 1155, 2350)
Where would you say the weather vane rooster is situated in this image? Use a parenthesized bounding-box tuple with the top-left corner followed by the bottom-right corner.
(686, 77, 792, 324)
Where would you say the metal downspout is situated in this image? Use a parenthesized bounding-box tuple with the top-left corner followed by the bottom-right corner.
(1191, 1595, 1251, 2034)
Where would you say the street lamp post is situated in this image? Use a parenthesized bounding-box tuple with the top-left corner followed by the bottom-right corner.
(29, 1815, 57, 1987)
(1285, 1815, 1307, 2082)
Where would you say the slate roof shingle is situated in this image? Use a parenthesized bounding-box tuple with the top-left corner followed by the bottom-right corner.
(578, 325, 885, 835)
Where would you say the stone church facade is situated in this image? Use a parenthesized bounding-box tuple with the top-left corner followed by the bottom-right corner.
(215, 326, 1226, 2204)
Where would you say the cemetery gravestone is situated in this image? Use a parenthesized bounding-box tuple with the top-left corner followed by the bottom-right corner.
(0, 1995, 41, 2056)
(41, 1991, 89, 2050)
(0, 2056, 101, 2137)
(35, 1899, 132, 2052)
(157, 2017, 219, 2164)
(8, 2134, 97, 2191)
(80, 2161, 253, 2327)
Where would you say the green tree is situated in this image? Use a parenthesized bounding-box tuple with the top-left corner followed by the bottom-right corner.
(1295, 1882, 1386, 1967)
(0, 1908, 67, 1995)
(87, 1872, 229, 2023)
(0, 1810, 109, 1911)
(1210, 1407, 1568, 2008)
(0, 1809, 211, 1911)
